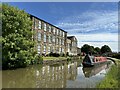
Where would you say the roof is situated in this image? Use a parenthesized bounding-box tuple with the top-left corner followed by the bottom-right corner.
(30, 14, 67, 33)
(67, 36, 75, 39)
(67, 36, 77, 41)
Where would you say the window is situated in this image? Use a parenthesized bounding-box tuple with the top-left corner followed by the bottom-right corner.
(34, 21, 37, 29)
(53, 47, 55, 52)
(57, 29, 59, 35)
(60, 48, 62, 52)
(37, 45, 40, 54)
(53, 36, 55, 43)
(72, 42, 74, 46)
(44, 33, 46, 42)
(38, 32, 41, 41)
(59, 30, 61, 36)
(56, 38, 59, 44)
(61, 39, 62, 45)
(61, 31, 63, 36)
(48, 46, 50, 53)
(50, 46, 53, 52)
(53, 28, 56, 34)
(62, 40, 64, 45)
(51, 36, 52, 43)
(44, 46, 46, 53)
(49, 35, 51, 43)
(59, 48, 61, 52)
(49, 25, 51, 32)
(44, 23, 47, 31)
(62, 48, 64, 52)
(63, 32, 64, 37)
(38, 21, 41, 29)
(59, 39, 61, 45)
(57, 47, 59, 53)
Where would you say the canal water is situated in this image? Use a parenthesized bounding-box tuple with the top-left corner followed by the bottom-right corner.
(2, 60, 113, 88)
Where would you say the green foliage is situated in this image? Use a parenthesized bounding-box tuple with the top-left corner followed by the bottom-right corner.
(2, 4, 36, 69)
(81, 44, 95, 54)
(81, 44, 112, 55)
(112, 53, 120, 59)
(66, 52, 69, 56)
(81, 44, 91, 54)
(94, 47, 101, 54)
(101, 45, 112, 54)
(48, 52, 60, 57)
(67, 57, 72, 61)
(34, 55, 43, 64)
(96, 63, 120, 88)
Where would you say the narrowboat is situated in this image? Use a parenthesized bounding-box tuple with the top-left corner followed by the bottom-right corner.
(82, 54, 107, 67)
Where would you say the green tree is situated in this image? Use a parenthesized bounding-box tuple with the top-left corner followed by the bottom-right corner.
(90, 46, 95, 54)
(81, 44, 93, 54)
(94, 47, 101, 54)
(101, 45, 112, 54)
(2, 4, 36, 69)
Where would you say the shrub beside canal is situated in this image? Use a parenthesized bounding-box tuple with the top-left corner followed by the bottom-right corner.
(2, 4, 36, 70)
(96, 60, 120, 88)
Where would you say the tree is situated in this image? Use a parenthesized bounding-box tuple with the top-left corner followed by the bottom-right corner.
(81, 44, 92, 54)
(101, 45, 112, 54)
(2, 4, 36, 69)
(94, 47, 101, 54)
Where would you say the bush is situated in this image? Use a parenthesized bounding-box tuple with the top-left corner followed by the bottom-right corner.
(112, 53, 120, 59)
(60, 53, 65, 57)
(66, 52, 69, 56)
(2, 4, 36, 69)
(48, 52, 60, 57)
(67, 57, 72, 61)
(35, 55, 43, 64)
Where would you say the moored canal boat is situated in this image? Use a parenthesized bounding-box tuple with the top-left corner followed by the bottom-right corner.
(82, 54, 107, 67)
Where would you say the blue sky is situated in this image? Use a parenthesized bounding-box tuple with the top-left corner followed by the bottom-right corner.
(8, 2, 118, 52)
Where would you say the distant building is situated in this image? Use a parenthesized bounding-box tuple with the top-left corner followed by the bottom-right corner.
(67, 36, 78, 55)
(30, 15, 67, 55)
(77, 47, 81, 55)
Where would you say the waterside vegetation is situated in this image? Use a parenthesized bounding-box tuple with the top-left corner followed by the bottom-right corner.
(96, 58, 120, 88)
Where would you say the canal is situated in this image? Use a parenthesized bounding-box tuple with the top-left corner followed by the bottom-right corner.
(2, 59, 113, 88)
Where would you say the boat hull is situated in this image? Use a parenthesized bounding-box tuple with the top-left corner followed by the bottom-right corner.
(82, 62, 94, 67)
(82, 60, 107, 67)
(82, 54, 107, 67)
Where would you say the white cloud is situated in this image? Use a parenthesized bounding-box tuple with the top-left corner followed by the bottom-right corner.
(56, 10, 118, 34)
(55, 10, 118, 52)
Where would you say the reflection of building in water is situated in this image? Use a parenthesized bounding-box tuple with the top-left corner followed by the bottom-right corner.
(67, 62, 77, 80)
(35, 65, 66, 88)
(35, 62, 78, 88)
(82, 62, 111, 78)
(3, 61, 78, 88)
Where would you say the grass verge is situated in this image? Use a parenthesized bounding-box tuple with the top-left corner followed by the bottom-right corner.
(43, 57, 67, 60)
(96, 58, 120, 88)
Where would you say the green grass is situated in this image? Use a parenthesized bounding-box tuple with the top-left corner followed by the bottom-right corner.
(96, 58, 120, 88)
(43, 57, 67, 60)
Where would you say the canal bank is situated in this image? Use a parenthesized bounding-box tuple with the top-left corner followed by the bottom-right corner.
(43, 56, 81, 65)
(96, 58, 120, 88)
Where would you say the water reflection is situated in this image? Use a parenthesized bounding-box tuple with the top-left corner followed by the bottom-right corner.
(2, 61, 79, 88)
(82, 61, 111, 78)
(2, 60, 112, 88)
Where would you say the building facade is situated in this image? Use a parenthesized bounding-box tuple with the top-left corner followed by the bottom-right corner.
(67, 36, 78, 55)
(77, 47, 81, 55)
(31, 15, 67, 55)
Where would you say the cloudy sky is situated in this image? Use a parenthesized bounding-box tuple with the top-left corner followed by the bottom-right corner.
(8, 2, 119, 52)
